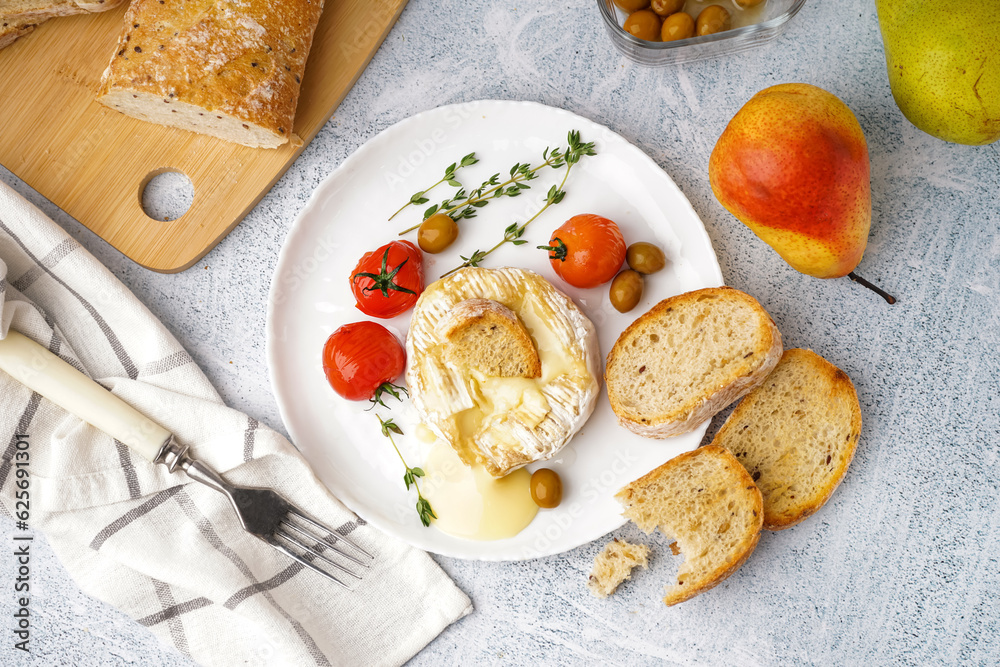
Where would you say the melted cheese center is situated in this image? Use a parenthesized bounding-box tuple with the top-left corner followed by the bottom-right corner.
(420, 441, 538, 541)
(445, 293, 589, 463)
(407, 268, 599, 480)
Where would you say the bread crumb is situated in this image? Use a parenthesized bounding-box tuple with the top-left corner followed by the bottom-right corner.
(587, 539, 650, 598)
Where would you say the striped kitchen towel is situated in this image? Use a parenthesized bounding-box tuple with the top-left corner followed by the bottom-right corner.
(0, 180, 471, 666)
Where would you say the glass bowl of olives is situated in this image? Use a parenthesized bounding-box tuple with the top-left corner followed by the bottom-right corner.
(598, 0, 807, 66)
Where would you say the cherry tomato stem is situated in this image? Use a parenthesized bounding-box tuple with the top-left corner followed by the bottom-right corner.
(350, 241, 424, 318)
(538, 238, 569, 261)
(352, 246, 417, 298)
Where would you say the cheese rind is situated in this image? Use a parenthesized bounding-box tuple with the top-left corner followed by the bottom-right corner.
(406, 267, 601, 477)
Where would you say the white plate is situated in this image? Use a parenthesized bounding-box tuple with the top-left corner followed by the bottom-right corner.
(266, 100, 722, 560)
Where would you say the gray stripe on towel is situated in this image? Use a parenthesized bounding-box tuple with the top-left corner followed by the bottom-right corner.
(89, 486, 182, 550)
(0, 326, 62, 489)
(243, 416, 259, 462)
(38, 310, 89, 376)
(0, 392, 42, 491)
(140, 350, 193, 377)
(136, 597, 213, 627)
(152, 579, 192, 656)
(10, 238, 77, 293)
(222, 561, 306, 610)
(113, 439, 142, 499)
(0, 219, 138, 380)
(173, 489, 331, 666)
(223, 519, 362, 610)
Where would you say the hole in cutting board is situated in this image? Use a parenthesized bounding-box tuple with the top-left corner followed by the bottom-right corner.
(139, 168, 194, 221)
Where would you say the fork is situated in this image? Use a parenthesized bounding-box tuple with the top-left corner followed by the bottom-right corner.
(0, 330, 372, 587)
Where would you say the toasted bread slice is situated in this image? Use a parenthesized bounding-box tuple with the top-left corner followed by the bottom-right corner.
(711, 348, 861, 530)
(605, 287, 782, 438)
(437, 298, 541, 379)
(616, 445, 763, 606)
(0, 16, 40, 49)
(587, 539, 650, 598)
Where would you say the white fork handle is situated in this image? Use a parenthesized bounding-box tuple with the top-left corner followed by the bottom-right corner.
(0, 330, 171, 462)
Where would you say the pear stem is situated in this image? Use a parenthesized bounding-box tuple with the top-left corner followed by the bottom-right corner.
(847, 272, 897, 304)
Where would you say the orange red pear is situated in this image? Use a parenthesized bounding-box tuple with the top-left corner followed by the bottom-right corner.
(709, 83, 871, 280)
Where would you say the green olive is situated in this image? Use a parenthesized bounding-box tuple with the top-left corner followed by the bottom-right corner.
(613, 0, 650, 12)
(734, 0, 764, 7)
(530, 468, 563, 509)
(417, 213, 458, 254)
(626, 242, 667, 274)
(623, 9, 662, 42)
(610, 270, 644, 313)
(650, 0, 684, 17)
(661, 11, 695, 41)
(696, 5, 731, 36)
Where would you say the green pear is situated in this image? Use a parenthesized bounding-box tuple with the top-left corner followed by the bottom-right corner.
(876, 0, 1000, 145)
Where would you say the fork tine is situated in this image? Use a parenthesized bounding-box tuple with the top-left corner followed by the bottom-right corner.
(279, 520, 370, 568)
(266, 539, 351, 588)
(274, 528, 364, 579)
(285, 507, 374, 559)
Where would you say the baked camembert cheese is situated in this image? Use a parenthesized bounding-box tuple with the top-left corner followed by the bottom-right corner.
(406, 267, 600, 477)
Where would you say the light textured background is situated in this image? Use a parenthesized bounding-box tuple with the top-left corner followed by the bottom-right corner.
(3, 0, 999, 664)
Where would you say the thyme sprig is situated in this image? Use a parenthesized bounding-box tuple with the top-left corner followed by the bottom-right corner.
(388, 153, 478, 221)
(398, 131, 596, 235)
(399, 168, 534, 234)
(440, 131, 595, 278)
(377, 415, 436, 527)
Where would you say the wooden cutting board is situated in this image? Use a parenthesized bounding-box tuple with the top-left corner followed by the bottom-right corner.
(0, 0, 408, 273)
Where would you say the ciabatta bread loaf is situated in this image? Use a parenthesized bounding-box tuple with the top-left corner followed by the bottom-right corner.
(2, 0, 123, 20)
(711, 348, 861, 530)
(97, 0, 324, 148)
(1, 0, 126, 50)
(587, 539, 649, 598)
(437, 298, 541, 379)
(605, 286, 782, 438)
(616, 445, 763, 606)
(0, 15, 38, 49)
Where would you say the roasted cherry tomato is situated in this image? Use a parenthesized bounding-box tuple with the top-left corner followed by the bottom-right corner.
(350, 240, 424, 318)
(322, 321, 406, 401)
(539, 214, 626, 288)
